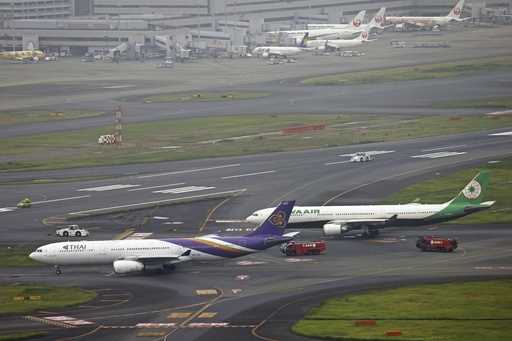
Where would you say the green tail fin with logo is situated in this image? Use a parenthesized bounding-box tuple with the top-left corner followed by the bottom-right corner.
(449, 170, 489, 205)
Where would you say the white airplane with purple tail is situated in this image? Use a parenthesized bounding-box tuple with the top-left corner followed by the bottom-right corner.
(30, 201, 297, 275)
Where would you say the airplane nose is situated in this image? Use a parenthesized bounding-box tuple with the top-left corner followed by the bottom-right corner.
(29, 252, 36, 260)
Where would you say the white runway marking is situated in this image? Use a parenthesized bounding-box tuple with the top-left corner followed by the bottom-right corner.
(411, 151, 466, 159)
(153, 186, 215, 194)
(221, 170, 275, 179)
(338, 150, 395, 157)
(78, 184, 139, 192)
(422, 144, 466, 152)
(102, 85, 135, 89)
(126, 232, 153, 239)
(31, 195, 91, 205)
(489, 131, 512, 136)
(137, 164, 241, 179)
(0, 207, 15, 213)
(325, 160, 351, 166)
(127, 183, 185, 192)
(68, 189, 246, 216)
(215, 219, 247, 223)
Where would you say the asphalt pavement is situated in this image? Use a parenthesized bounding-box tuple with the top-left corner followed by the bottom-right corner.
(0, 23, 511, 341)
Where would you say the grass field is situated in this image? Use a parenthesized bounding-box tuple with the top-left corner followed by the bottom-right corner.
(0, 110, 104, 126)
(382, 158, 512, 224)
(141, 91, 271, 103)
(0, 284, 96, 314)
(0, 332, 46, 341)
(293, 280, 512, 341)
(302, 56, 512, 85)
(0, 247, 41, 267)
(1, 113, 512, 172)
(433, 97, 512, 109)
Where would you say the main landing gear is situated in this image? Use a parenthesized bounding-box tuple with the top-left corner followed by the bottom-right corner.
(361, 227, 380, 239)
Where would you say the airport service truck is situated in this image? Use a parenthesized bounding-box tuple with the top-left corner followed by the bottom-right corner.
(280, 241, 327, 256)
(416, 236, 458, 252)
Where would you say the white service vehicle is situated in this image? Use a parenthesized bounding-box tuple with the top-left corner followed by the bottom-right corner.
(350, 152, 374, 162)
(56, 225, 89, 238)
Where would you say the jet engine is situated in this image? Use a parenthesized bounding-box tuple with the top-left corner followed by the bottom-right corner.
(323, 223, 349, 236)
(113, 260, 144, 274)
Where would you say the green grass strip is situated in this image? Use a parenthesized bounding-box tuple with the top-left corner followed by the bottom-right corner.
(142, 91, 271, 103)
(1, 114, 511, 172)
(293, 280, 512, 341)
(0, 284, 96, 315)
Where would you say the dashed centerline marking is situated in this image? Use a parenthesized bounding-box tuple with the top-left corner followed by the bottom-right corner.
(221, 170, 276, 179)
(411, 151, 466, 159)
(325, 160, 351, 166)
(137, 164, 241, 179)
(127, 183, 185, 192)
(31, 195, 91, 205)
(422, 144, 466, 152)
(154, 186, 215, 194)
(489, 131, 512, 136)
(0, 207, 16, 213)
(78, 184, 139, 192)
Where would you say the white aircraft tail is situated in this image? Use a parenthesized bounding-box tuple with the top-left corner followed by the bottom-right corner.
(368, 7, 386, 30)
(350, 10, 366, 29)
(356, 30, 370, 42)
(447, 0, 465, 19)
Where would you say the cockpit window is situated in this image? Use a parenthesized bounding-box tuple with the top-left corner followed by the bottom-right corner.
(37, 248, 42, 252)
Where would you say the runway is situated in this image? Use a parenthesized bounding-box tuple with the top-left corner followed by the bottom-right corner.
(1, 26, 512, 138)
(0, 23, 511, 341)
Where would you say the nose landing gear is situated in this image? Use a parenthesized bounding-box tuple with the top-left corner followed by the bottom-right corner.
(54, 265, 62, 275)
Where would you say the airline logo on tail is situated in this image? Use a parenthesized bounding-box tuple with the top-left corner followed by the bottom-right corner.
(361, 31, 369, 40)
(463, 180, 482, 199)
(448, 0, 465, 19)
(353, 19, 362, 27)
(270, 211, 286, 227)
(374, 15, 383, 24)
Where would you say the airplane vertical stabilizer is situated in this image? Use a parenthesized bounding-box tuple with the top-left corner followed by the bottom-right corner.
(448, 0, 465, 19)
(448, 170, 489, 206)
(350, 10, 367, 28)
(248, 201, 295, 237)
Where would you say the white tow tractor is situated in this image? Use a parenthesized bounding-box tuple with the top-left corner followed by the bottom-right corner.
(56, 225, 89, 238)
(350, 152, 374, 162)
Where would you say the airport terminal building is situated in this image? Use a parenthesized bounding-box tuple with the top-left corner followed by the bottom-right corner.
(0, 0, 510, 55)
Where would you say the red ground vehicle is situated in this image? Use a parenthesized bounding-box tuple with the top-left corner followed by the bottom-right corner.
(416, 236, 458, 252)
(280, 241, 327, 256)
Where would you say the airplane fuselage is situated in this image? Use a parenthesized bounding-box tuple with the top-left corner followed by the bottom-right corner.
(30, 235, 289, 266)
(247, 201, 490, 230)
(386, 16, 453, 27)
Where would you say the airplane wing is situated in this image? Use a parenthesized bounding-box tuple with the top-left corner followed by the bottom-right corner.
(127, 250, 192, 265)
